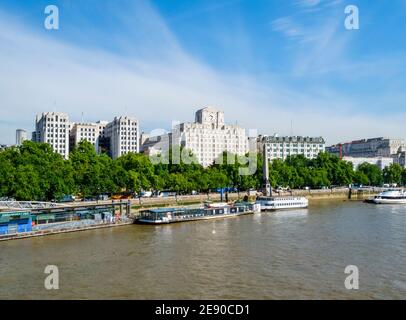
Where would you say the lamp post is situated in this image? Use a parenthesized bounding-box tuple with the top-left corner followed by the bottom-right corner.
(262, 143, 271, 197)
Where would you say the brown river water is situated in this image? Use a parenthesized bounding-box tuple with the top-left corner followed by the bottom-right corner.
(1, 200, 406, 299)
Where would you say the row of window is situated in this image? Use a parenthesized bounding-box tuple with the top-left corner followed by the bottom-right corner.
(79, 128, 96, 132)
(269, 149, 321, 153)
(45, 123, 67, 127)
(46, 128, 66, 133)
(80, 132, 96, 137)
(46, 139, 67, 144)
(44, 118, 67, 122)
(272, 202, 305, 207)
(47, 133, 66, 138)
(268, 143, 324, 148)
(120, 147, 137, 151)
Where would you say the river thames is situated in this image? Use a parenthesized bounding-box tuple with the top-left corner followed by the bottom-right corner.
(1, 200, 406, 299)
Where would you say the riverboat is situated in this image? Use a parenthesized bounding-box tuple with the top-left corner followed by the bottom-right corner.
(366, 189, 406, 204)
(135, 202, 261, 224)
(256, 196, 308, 211)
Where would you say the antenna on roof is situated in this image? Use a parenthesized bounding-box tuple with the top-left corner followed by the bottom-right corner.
(81, 112, 84, 123)
(290, 119, 293, 136)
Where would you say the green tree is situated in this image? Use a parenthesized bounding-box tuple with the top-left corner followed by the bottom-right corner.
(356, 162, 383, 186)
(118, 152, 157, 193)
(70, 141, 104, 197)
(0, 141, 75, 201)
(383, 163, 403, 185)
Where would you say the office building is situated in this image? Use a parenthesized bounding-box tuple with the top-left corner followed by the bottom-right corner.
(34, 112, 70, 159)
(69, 122, 100, 151)
(259, 134, 325, 161)
(105, 116, 139, 159)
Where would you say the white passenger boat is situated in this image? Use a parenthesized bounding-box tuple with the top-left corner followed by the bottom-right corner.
(370, 189, 406, 204)
(256, 196, 308, 211)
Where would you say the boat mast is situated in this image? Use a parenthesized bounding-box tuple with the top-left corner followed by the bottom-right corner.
(262, 141, 272, 197)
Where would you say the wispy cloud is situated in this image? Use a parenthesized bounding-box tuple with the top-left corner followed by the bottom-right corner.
(270, 0, 349, 75)
(271, 17, 304, 39)
(0, 1, 405, 146)
(294, 0, 343, 8)
(166, 0, 243, 23)
(294, 0, 322, 7)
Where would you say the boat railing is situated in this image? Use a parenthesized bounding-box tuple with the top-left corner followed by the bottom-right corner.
(138, 203, 255, 221)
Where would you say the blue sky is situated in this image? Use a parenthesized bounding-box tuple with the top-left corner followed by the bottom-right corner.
(0, 0, 405, 145)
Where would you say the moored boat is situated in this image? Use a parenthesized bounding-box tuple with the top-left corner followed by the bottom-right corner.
(256, 196, 308, 211)
(135, 202, 261, 224)
(367, 189, 406, 204)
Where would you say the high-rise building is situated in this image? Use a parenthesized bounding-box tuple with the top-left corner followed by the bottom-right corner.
(105, 116, 139, 159)
(259, 134, 326, 161)
(69, 122, 100, 151)
(96, 120, 109, 154)
(69, 120, 110, 154)
(143, 107, 248, 167)
(34, 112, 70, 159)
(16, 129, 27, 146)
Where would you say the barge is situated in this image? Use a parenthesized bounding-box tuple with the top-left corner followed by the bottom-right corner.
(135, 202, 261, 224)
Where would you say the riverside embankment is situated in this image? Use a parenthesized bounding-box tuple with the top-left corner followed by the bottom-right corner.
(129, 187, 379, 209)
(0, 188, 379, 242)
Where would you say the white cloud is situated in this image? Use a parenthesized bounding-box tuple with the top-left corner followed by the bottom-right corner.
(0, 3, 405, 147)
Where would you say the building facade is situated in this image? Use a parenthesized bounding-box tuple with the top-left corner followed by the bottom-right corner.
(96, 120, 109, 154)
(392, 147, 406, 168)
(140, 133, 171, 157)
(326, 137, 406, 158)
(259, 135, 325, 161)
(172, 107, 248, 167)
(105, 116, 139, 159)
(16, 129, 27, 146)
(343, 156, 394, 170)
(69, 122, 100, 151)
(34, 112, 70, 159)
(140, 107, 248, 167)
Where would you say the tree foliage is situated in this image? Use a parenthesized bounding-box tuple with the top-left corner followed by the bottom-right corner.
(1, 141, 404, 201)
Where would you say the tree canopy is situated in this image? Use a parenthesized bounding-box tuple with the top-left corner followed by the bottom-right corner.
(1, 140, 405, 201)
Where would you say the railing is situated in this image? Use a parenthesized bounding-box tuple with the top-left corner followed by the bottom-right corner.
(140, 203, 255, 221)
(0, 201, 65, 210)
(33, 219, 102, 232)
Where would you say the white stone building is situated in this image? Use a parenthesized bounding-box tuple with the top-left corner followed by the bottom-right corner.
(34, 112, 70, 159)
(69, 122, 100, 151)
(259, 134, 326, 161)
(105, 116, 139, 159)
(16, 129, 27, 146)
(96, 120, 108, 139)
(142, 107, 248, 167)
